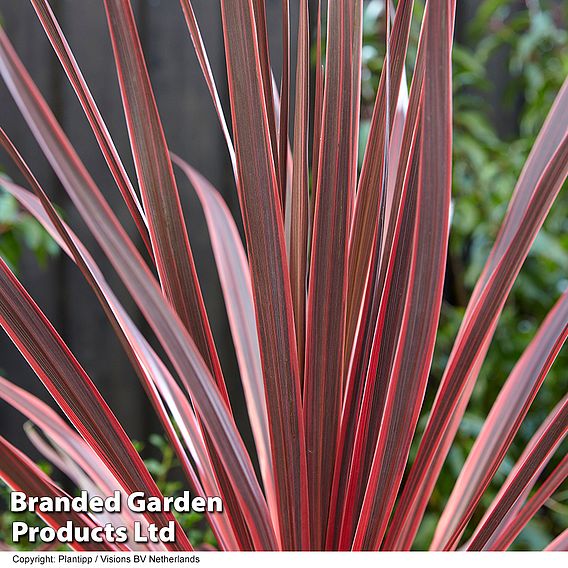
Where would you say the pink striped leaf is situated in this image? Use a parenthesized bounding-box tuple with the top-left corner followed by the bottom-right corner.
(0, 436, 122, 552)
(28, 0, 151, 254)
(177, 0, 236, 176)
(22, 425, 162, 551)
(344, 0, 413, 361)
(475, 79, 568, 298)
(310, 0, 323, 227)
(546, 529, 568, 551)
(0, 376, 157, 552)
(0, 375, 125, 500)
(330, 2, 423, 548)
(250, 0, 279, 193)
(289, 0, 310, 376)
(0, 33, 276, 550)
(388, 75, 568, 549)
(350, 0, 455, 551)
(171, 155, 277, 526)
(489, 453, 568, 550)
(0, 174, 241, 551)
(338, 119, 423, 550)
(220, 0, 307, 550)
(0, 258, 192, 551)
(467, 393, 568, 551)
(278, 0, 290, 210)
(467, 396, 568, 550)
(103, 0, 229, 404)
(303, 0, 362, 549)
(432, 288, 568, 550)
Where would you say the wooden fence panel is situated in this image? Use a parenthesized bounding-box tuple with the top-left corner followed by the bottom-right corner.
(0, 0, 239, 449)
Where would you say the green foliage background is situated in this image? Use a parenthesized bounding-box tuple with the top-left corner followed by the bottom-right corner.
(360, 0, 568, 549)
(0, 180, 58, 274)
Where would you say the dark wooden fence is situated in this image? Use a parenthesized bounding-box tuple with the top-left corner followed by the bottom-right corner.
(0, 0, 300, 452)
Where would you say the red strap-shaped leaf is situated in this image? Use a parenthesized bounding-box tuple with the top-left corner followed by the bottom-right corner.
(220, 0, 307, 550)
(432, 289, 568, 550)
(103, 0, 229, 406)
(388, 76, 568, 550)
(289, 0, 310, 377)
(0, 259, 192, 551)
(303, 0, 361, 548)
(0, 30, 276, 550)
(345, 0, 413, 361)
(489, 453, 568, 550)
(546, 529, 568, 551)
(0, 168, 242, 551)
(0, 436, 122, 552)
(172, 156, 277, 529)
(467, 397, 568, 550)
(177, 0, 236, 175)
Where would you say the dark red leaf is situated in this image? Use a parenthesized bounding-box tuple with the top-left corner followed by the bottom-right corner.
(220, 0, 308, 549)
(0, 436, 122, 552)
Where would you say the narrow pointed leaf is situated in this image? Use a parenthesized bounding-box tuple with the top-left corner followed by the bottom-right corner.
(220, 0, 307, 549)
(0, 31, 276, 550)
(310, 0, 323, 225)
(388, 77, 568, 548)
(344, 0, 413, 361)
(177, 0, 237, 175)
(172, 155, 277, 525)
(467, 397, 568, 550)
(0, 258, 192, 551)
(28, 0, 151, 255)
(343, 0, 454, 551)
(0, 436, 121, 552)
(332, 14, 416, 543)
(289, 0, 310, 377)
(432, 289, 568, 550)
(330, 3, 424, 547)
(103, 0, 228, 404)
(23, 424, 159, 550)
(0, 374, 125, 499)
(250, 0, 280, 192)
(546, 529, 568, 551)
(0, 377, 159, 549)
(279, 0, 290, 210)
(0, 171, 241, 551)
(489, 453, 568, 550)
(467, 394, 568, 551)
(337, 120, 422, 549)
(304, 0, 361, 549)
(476, 80, 568, 297)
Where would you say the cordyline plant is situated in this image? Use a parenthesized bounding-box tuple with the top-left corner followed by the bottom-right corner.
(0, 0, 566, 553)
